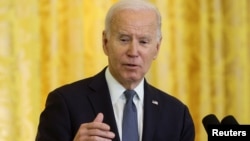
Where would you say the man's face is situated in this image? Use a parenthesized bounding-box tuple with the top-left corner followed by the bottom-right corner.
(103, 9, 161, 88)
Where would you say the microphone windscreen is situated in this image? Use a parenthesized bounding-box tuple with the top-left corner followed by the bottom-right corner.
(221, 115, 239, 125)
(202, 114, 220, 134)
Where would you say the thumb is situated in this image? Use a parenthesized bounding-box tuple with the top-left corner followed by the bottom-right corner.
(93, 113, 104, 123)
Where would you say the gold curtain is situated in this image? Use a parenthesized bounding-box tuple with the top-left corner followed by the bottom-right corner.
(0, 0, 249, 141)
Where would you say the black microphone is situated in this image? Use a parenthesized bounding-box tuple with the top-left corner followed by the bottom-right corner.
(202, 114, 220, 134)
(221, 115, 239, 125)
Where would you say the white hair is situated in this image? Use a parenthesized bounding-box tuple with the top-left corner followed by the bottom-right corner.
(104, 0, 162, 41)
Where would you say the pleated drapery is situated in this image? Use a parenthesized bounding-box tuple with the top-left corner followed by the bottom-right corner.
(0, 0, 249, 141)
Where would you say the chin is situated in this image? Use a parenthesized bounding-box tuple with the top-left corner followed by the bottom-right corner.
(125, 75, 142, 82)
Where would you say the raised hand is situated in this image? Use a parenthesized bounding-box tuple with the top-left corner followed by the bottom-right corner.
(73, 113, 115, 141)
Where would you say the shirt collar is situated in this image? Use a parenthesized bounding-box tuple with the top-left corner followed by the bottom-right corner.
(105, 67, 144, 104)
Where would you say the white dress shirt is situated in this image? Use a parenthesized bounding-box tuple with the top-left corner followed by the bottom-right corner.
(105, 67, 144, 141)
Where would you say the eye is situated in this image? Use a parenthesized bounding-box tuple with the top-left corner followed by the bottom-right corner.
(120, 38, 129, 42)
(119, 36, 130, 43)
(139, 39, 149, 45)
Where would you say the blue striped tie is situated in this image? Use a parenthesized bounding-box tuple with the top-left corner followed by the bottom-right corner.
(122, 90, 139, 141)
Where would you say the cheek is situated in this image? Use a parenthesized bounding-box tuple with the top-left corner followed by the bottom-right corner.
(142, 50, 158, 68)
(104, 42, 116, 56)
(151, 46, 159, 59)
(107, 47, 124, 61)
(145, 47, 158, 59)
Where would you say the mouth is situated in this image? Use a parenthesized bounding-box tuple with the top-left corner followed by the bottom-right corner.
(124, 63, 139, 69)
(126, 63, 137, 66)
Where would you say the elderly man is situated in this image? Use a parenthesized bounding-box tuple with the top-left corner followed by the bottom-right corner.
(36, 0, 195, 141)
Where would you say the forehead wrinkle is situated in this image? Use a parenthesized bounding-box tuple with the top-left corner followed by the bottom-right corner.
(111, 9, 157, 27)
(112, 27, 153, 40)
(111, 18, 156, 34)
(110, 9, 158, 39)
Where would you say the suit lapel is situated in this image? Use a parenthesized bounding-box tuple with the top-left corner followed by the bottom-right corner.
(87, 68, 121, 141)
(86, 68, 160, 141)
(142, 82, 161, 141)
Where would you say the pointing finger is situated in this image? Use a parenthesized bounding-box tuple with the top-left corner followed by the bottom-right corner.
(94, 113, 104, 123)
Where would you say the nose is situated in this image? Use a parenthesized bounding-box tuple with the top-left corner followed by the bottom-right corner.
(127, 40, 139, 57)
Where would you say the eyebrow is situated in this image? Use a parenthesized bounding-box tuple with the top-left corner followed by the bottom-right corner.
(117, 30, 153, 39)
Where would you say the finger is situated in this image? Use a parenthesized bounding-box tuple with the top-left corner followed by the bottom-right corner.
(89, 113, 110, 130)
(74, 113, 115, 140)
(87, 129, 116, 139)
(94, 113, 104, 123)
(92, 113, 115, 137)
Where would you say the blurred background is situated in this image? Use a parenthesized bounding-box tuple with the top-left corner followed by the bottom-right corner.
(0, 0, 249, 141)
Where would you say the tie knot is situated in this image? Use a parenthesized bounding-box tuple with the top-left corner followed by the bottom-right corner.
(124, 90, 136, 100)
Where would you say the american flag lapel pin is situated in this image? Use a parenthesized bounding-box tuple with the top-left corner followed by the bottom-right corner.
(152, 100, 158, 105)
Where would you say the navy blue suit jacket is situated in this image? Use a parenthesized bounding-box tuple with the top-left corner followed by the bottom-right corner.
(36, 67, 195, 141)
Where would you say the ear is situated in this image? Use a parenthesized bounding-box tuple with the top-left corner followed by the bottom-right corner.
(153, 37, 162, 60)
(102, 31, 108, 55)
